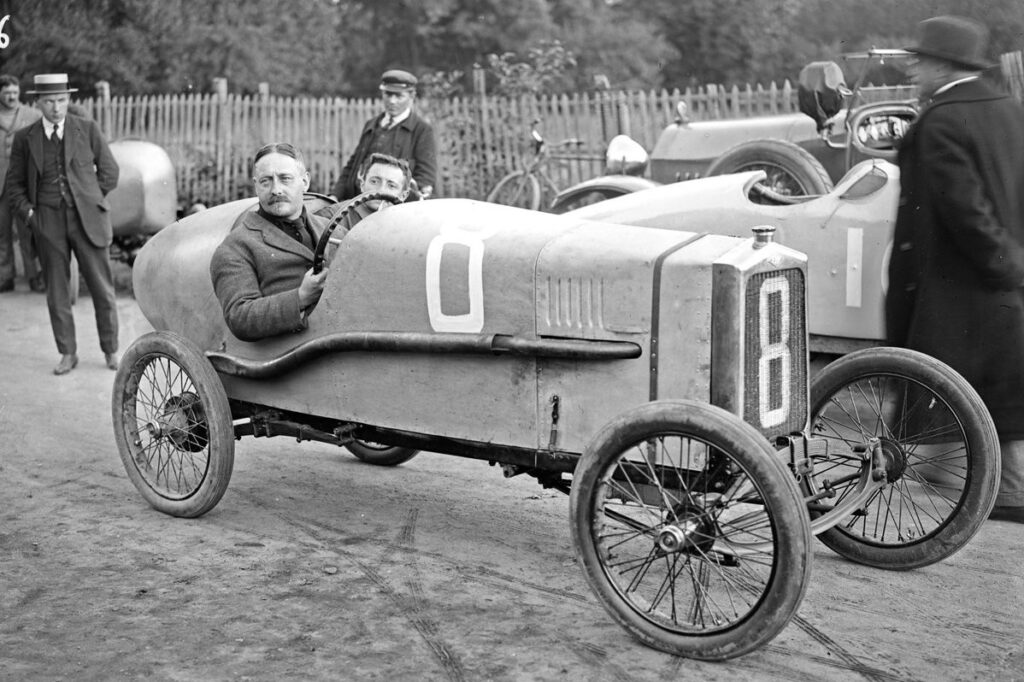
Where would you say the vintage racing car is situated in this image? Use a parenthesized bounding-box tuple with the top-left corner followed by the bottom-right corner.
(565, 159, 901, 355)
(112, 193, 998, 660)
(552, 49, 917, 212)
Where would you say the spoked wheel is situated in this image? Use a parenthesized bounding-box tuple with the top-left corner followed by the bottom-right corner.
(570, 400, 811, 661)
(486, 170, 541, 210)
(346, 440, 419, 466)
(807, 347, 1000, 569)
(111, 331, 234, 518)
(706, 139, 833, 203)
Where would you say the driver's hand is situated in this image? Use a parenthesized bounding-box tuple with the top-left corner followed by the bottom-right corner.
(298, 267, 329, 309)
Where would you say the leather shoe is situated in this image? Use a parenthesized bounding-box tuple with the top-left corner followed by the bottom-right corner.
(53, 354, 79, 375)
(105, 352, 119, 370)
(989, 505, 1024, 524)
(28, 274, 45, 292)
(0, 278, 13, 292)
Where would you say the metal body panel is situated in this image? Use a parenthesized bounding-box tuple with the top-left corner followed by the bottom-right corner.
(136, 197, 799, 452)
(108, 139, 178, 238)
(567, 160, 898, 343)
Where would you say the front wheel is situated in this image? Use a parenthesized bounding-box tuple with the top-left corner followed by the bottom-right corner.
(807, 347, 1000, 569)
(111, 331, 235, 518)
(570, 400, 811, 660)
(486, 170, 541, 210)
(346, 440, 419, 466)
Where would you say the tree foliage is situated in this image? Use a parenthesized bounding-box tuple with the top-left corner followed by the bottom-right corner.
(0, 0, 1020, 97)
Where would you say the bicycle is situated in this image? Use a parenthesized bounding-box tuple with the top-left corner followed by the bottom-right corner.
(486, 121, 583, 211)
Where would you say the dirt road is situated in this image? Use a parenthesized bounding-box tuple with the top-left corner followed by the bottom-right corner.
(2, 290, 1022, 681)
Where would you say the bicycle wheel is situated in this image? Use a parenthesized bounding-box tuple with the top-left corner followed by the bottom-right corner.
(486, 170, 541, 211)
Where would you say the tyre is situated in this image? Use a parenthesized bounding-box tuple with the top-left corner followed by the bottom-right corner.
(706, 138, 833, 201)
(549, 188, 630, 214)
(807, 347, 1000, 569)
(486, 170, 541, 210)
(111, 331, 235, 518)
(346, 440, 419, 466)
(570, 400, 811, 660)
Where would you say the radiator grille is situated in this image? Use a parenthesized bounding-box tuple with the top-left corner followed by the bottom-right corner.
(743, 268, 807, 436)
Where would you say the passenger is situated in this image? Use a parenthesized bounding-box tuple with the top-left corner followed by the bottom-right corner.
(210, 142, 329, 341)
(315, 152, 412, 235)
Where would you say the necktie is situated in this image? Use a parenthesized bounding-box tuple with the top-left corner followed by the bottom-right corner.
(381, 115, 392, 129)
(50, 125, 60, 142)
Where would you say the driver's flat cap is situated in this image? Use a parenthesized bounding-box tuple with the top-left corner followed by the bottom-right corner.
(380, 69, 418, 92)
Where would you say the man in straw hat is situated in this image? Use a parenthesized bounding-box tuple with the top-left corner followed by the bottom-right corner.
(330, 69, 436, 202)
(885, 16, 1024, 523)
(5, 73, 120, 375)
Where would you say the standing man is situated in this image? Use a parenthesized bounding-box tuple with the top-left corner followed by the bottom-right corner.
(330, 70, 437, 202)
(886, 16, 1024, 523)
(5, 74, 120, 375)
(0, 74, 44, 293)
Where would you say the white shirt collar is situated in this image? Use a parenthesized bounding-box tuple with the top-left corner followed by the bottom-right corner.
(382, 107, 411, 128)
(43, 118, 64, 139)
(932, 75, 980, 98)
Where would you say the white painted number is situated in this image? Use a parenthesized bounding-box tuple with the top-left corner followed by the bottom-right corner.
(425, 225, 497, 332)
(0, 16, 10, 50)
(758, 276, 790, 428)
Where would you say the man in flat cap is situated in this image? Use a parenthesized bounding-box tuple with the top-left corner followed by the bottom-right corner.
(885, 16, 1024, 523)
(330, 69, 437, 202)
(5, 73, 120, 375)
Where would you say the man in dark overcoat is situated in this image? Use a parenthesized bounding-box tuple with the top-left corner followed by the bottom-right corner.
(210, 142, 329, 341)
(886, 16, 1024, 522)
(330, 70, 437, 202)
(5, 73, 120, 375)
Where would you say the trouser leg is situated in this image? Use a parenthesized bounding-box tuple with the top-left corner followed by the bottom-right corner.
(35, 203, 76, 355)
(14, 213, 41, 279)
(997, 440, 1024, 508)
(67, 207, 118, 354)
(0, 193, 14, 282)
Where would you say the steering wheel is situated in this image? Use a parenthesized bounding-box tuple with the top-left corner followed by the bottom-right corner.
(312, 192, 400, 274)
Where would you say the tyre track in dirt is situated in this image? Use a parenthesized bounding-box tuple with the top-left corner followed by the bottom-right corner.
(279, 512, 468, 682)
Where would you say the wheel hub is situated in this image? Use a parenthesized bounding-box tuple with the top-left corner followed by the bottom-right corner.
(876, 438, 909, 482)
(149, 392, 209, 452)
(658, 506, 717, 555)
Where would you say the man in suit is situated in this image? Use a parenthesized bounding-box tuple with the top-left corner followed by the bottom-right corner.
(6, 74, 120, 375)
(210, 142, 330, 341)
(885, 16, 1024, 523)
(330, 70, 437, 202)
(0, 74, 44, 293)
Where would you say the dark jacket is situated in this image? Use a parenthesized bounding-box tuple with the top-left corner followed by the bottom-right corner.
(332, 110, 437, 200)
(886, 78, 1024, 436)
(210, 209, 327, 341)
(5, 113, 119, 248)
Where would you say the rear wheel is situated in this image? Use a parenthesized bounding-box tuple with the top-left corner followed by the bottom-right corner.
(706, 139, 833, 202)
(112, 331, 234, 517)
(347, 440, 419, 466)
(570, 400, 811, 660)
(486, 170, 541, 210)
(807, 347, 999, 569)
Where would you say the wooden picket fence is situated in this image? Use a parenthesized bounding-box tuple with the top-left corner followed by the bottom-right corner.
(72, 52, 1022, 207)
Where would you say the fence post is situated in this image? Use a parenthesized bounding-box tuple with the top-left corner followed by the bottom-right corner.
(213, 77, 229, 202)
(258, 82, 270, 141)
(473, 64, 490, 197)
(95, 80, 111, 138)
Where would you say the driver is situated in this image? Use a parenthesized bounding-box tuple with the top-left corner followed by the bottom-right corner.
(210, 142, 329, 341)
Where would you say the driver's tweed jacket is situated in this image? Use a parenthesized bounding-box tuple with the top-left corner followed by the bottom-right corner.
(886, 77, 1024, 437)
(210, 209, 327, 341)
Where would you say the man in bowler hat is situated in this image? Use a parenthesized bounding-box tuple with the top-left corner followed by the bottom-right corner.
(885, 16, 1024, 523)
(331, 69, 437, 201)
(5, 74, 120, 375)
